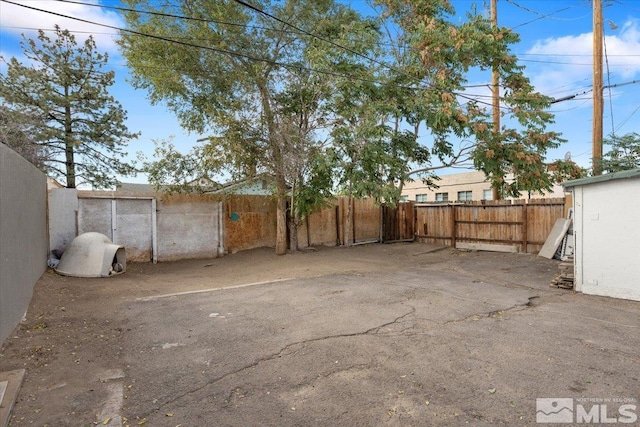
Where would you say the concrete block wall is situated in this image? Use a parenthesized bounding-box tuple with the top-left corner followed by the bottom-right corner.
(51, 191, 224, 262)
(0, 144, 48, 344)
(158, 194, 223, 261)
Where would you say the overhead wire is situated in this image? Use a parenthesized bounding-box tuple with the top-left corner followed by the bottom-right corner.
(54, 0, 285, 33)
(230, 0, 403, 74)
(7, 0, 627, 111)
(51, 0, 434, 87)
(548, 99, 591, 113)
(516, 53, 640, 57)
(44, 0, 494, 90)
(0, 0, 419, 90)
(2, 0, 521, 110)
(518, 58, 633, 67)
(508, 1, 585, 30)
(614, 104, 640, 133)
(603, 32, 616, 138)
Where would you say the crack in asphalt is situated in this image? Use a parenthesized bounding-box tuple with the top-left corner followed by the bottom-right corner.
(140, 306, 417, 417)
(450, 295, 540, 323)
(133, 287, 549, 420)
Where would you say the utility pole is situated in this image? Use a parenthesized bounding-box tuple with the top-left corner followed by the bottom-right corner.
(593, 0, 603, 175)
(491, 0, 501, 199)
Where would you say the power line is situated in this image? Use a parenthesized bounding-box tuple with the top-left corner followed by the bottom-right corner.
(2, 0, 414, 89)
(54, 0, 427, 85)
(519, 58, 635, 67)
(603, 33, 615, 138)
(548, 99, 591, 113)
(1, 25, 113, 35)
(516, 53, 640, 58)
(3, 0, 584, 112)
(229, 0, 422, 84)
(509, 1, 585, 30)
(51, 0, 297, 33)
(614, 104, 640, 133)
(2, 0, 519, 112)
(550, 79, 640, 104)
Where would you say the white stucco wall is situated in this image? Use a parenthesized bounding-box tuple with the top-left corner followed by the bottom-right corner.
(572, 177, 640, 301)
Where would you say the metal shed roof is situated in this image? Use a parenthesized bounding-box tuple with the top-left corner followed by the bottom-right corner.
(562, 168, 640, 188)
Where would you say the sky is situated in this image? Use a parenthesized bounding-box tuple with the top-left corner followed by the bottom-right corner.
(1, 0, 639, 185)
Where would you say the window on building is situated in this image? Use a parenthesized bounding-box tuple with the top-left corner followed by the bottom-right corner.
(483, 189, 493, 200)
(457, 190, 473, 201)
(400, 195, 409, 202)
(416, 194, 428, 202)
(435, 192, 448, 202)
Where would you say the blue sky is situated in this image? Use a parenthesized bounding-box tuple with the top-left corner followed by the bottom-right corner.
(1, 0, 639, 184)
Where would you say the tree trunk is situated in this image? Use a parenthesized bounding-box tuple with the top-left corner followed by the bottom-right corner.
(65, 141, 75, 188)
(64, 102, 76, 188)
(255, 80, 288, 255)
(275, 175, 288, 255)
(344, 195, 353, 246)
(288, 188, 299, 252)
(289, 217, 298, 252)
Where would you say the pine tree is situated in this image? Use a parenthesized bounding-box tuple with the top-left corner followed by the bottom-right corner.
(0, 26, 139, 188)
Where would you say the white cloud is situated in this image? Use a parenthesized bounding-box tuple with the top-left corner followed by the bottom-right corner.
(525, 18, 640, 95)
(0, 0, 123, 54)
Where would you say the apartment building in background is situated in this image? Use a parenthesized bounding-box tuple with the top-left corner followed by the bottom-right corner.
(401, 170, 566, 202)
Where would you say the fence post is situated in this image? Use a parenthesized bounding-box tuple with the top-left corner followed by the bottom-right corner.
(522, 202, 528, 253)
(335, 204, 341, 246)
(450, 204, 456, 248)
(564, 193, 573, 217)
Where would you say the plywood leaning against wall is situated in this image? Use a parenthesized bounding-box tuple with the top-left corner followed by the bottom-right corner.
(224, 195, 277, 254)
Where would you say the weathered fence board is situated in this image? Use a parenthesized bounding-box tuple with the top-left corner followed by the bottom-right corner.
(61, 190, 569, 261)
(382, 202, 415, 242)
(415, 198, 567, 253)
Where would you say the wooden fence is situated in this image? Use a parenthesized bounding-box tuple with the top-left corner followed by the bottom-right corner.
(415, 197, 570, 253)
(382, 202, 415, 242)
(60, 190, 570, 259)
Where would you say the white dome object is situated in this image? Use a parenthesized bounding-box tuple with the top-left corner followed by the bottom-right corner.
(55, 232, 126, 277)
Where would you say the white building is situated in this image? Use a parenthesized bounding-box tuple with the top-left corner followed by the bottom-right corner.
(402, 170, 566, 202)
(563, 169, 640, 301)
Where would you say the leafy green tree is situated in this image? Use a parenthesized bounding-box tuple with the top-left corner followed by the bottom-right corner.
(0, 27, 138, 188)
(601, 132, 640, 173)
(374, 0, 565, 198)
(120, 0, 370, 253)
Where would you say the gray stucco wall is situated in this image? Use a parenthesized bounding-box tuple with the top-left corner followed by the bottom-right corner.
(0, 143, 48, 344)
